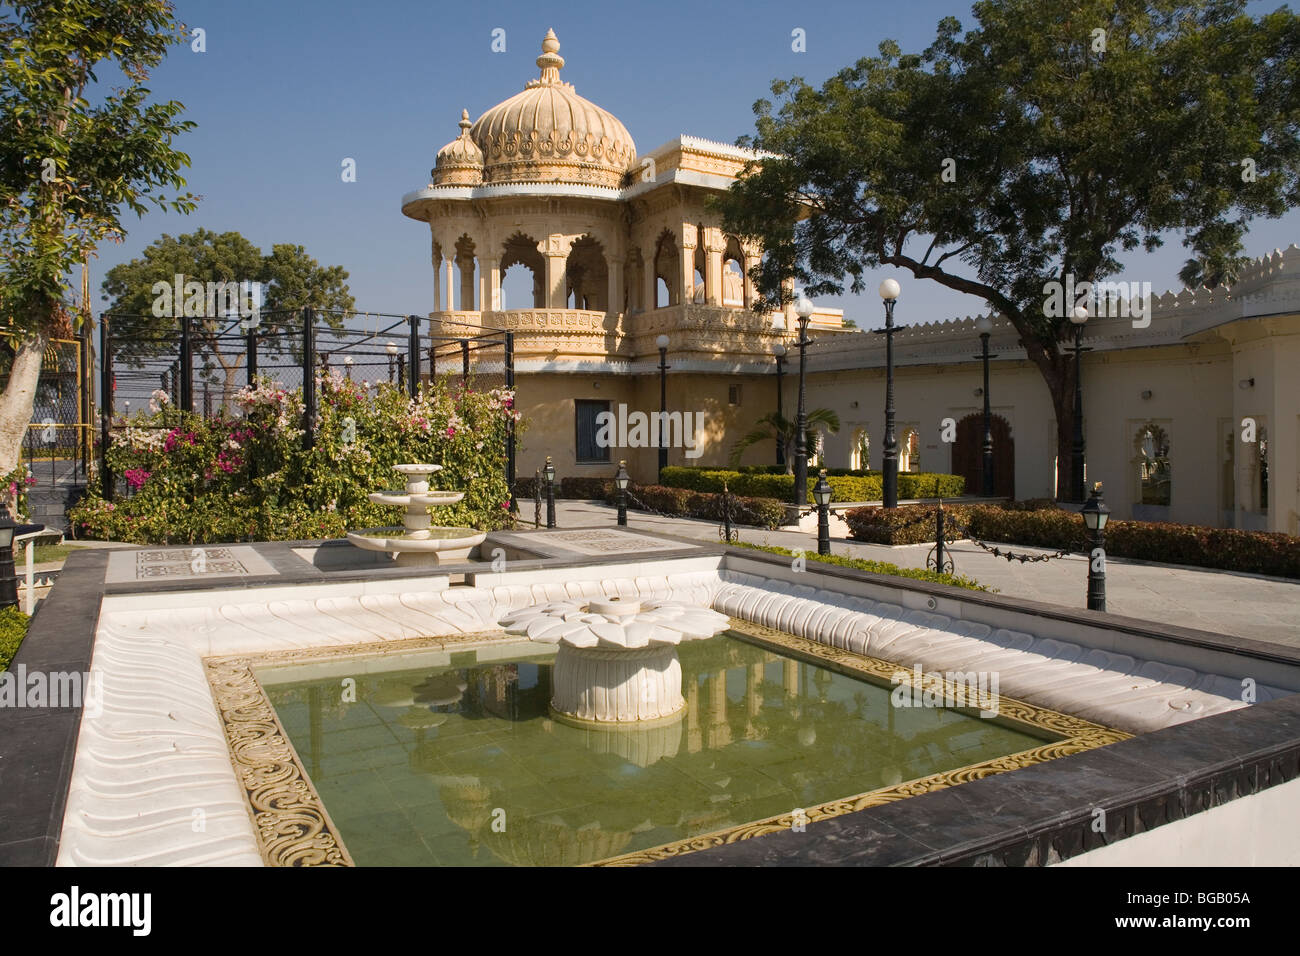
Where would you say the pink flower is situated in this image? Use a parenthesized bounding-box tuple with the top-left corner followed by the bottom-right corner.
(500, 501, 510, 510)
(446, 426, 456, 437)
(125, 468, 151, 490)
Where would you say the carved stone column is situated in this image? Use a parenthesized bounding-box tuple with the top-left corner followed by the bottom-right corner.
(704, 230, 726, 306)
(539, 235, 574, 310)
(443, 256, 457, 312)
(680, 223, 698, 305)
(644, 247, 659, 310)
(607, 258, 624, 315)
(459, 255, 476, 311)
(479, 256, 500, 312)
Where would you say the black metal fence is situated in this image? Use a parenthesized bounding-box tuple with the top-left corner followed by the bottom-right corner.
(99, 308, 516, 502)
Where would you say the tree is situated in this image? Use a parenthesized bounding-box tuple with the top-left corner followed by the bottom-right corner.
(729, 409, 841, 471)
(0, 1, 197, 475)
(1177, 221, 1252, 289)
(715, 0, 1300, 499)
(101, 229, 355, 408)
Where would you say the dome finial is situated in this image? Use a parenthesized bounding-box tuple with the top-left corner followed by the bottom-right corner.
(458, 108, 471, 133)
(536, 28, 564, 84)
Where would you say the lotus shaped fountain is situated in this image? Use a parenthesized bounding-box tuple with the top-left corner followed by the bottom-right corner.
(346, 463, 487, 566)
(499, 597, 730, 724)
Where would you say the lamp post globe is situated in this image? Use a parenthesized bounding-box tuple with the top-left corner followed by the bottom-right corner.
(812, 469, 833, 556)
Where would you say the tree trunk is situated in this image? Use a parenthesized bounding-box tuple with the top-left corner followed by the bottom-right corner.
(1023, 343, 1077, 501)
(0, 332, 47, 504)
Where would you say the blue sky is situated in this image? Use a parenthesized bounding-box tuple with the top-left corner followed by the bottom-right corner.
(86, 0, 1300, 326)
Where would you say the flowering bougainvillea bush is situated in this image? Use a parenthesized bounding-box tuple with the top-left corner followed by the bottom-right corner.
(70, 374, 522, 545)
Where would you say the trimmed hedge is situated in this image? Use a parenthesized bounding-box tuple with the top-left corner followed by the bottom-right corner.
(0, 607, 29, 672)
(514, 475, 614, 500)
(659, 466, 964, 502)
(606, 483, 787, 530)
(728, 542, 988, 591)
(844, 501, 1300, 579)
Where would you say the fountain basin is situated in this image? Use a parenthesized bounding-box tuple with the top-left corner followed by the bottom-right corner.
(347, 526, 486, 565)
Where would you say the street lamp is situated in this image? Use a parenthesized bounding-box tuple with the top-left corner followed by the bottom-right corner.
(1068, 305, 1091, 502)
(1080, 481, 1110, 611)
(655, 334, 671, 481)
(974, 314, 997, 497)
(344, 355, 354, 380)
(544, 456, 557, 529)
(614, 459, 630, 527)
(0, 506, 15, 609)
(773, 343, 787, 468)
(812, 469, 833, 556)
(792, 294, 815, 507)
(877, 278, 901, 508)
(385, 342, 398, 383)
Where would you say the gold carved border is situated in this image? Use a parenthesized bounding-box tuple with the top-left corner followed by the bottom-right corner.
(590, 618, 1131, 866)
(203, 629, 514, 867)
(203, 624, 1129, 868)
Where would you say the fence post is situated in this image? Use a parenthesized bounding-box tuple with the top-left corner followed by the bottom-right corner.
(99, 314, 113, 499)
(934, 497, 945, 571)
(407, 314, 421, 396)
(246, 323, 258, 384)
(505, 331, 516, 512)
(302, 307, 316, 450)
(460, 338, 470, 380)
(723, 480, 733, 544)
(178, 313, 193, 412)
(534, 469, 542, 529)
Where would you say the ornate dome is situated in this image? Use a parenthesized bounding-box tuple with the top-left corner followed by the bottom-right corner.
(433, 109, 484, 186)
(469, 29, 637, 190)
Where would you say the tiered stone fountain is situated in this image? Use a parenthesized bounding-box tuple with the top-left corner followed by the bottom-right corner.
(346, 464, 486, 566)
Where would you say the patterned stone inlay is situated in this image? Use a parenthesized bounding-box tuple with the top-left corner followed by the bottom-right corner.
(106, 545, 279, 583)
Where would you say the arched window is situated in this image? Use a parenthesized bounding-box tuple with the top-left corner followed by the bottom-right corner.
(566, 235, 607, 311)
(850, 428, 869, 471)
(899, 428, 921, 472)
(500, 233, 544, 309)
(1136, 424, 1171, 506)
(653, 231, 678, 308)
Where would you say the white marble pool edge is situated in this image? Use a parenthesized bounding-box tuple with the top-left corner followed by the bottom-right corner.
(55, 554, 1298, 867)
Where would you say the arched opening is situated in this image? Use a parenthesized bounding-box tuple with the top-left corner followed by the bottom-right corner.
(898, 428, 921, 473)
(952, 413, 1015, 498)
(1135, 423, 1171, 507)
(723, 235, 747, 307)
(500, 233, 544, 310)
(850, 427, 870, 471)
(653, 231, 678, 308)
(566, 235, 607, 311)
(454, 234, 478, 311)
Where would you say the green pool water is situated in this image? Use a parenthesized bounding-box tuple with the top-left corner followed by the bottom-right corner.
(262, 633, 1052, 866)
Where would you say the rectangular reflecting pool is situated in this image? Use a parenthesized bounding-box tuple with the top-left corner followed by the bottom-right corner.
(256, 630, 1078, 866)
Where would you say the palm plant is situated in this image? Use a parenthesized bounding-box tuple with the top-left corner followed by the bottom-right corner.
(729, 409, 840, 472)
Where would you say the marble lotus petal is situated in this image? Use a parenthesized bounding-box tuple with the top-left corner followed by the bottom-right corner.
(505, 600, 729, 650)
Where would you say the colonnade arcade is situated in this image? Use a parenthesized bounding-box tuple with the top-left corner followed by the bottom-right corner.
(430, 223, 760, 316)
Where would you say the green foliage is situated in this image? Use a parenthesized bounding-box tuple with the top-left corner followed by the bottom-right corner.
(0, 1, 197, 326)
(844, 502, 1300, 578)
(729, 409, 840, 467)
(610, 484, 787, 530)
(727, 541, 987, 591)
(69, 374, 521, 544)
(660, 466, 963, 501)
(0, 607, 29, 672)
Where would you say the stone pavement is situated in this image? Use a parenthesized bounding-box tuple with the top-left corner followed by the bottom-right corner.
(550, 500, 1300, 648)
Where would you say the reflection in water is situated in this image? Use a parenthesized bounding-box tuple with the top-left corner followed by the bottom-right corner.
(267, 635, 1047, 866)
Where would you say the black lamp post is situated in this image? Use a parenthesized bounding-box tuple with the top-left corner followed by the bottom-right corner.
(812, 469, 832, 556)
(655, 334, 670, 482)
(877, 279, 901, 508)
(1080, 482, 1110, 611)
(773, 343, 787, 468)
(1068, 305, 1090, 502)
(791, 295, 815, 507)
(974, 314, 997, 497)
(0, 507, 16, 609)
(614, 459, 630, 527)
(544, 456, 556, 529)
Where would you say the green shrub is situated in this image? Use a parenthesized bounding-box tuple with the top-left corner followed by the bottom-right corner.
(0, 607, 29, 672)
(70, 374, 521, 544)
(609, 483, 787, 530)
(844, 500, 1300, 578)
(660, 466, 963, 502)
(727, 541, 987, 591)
